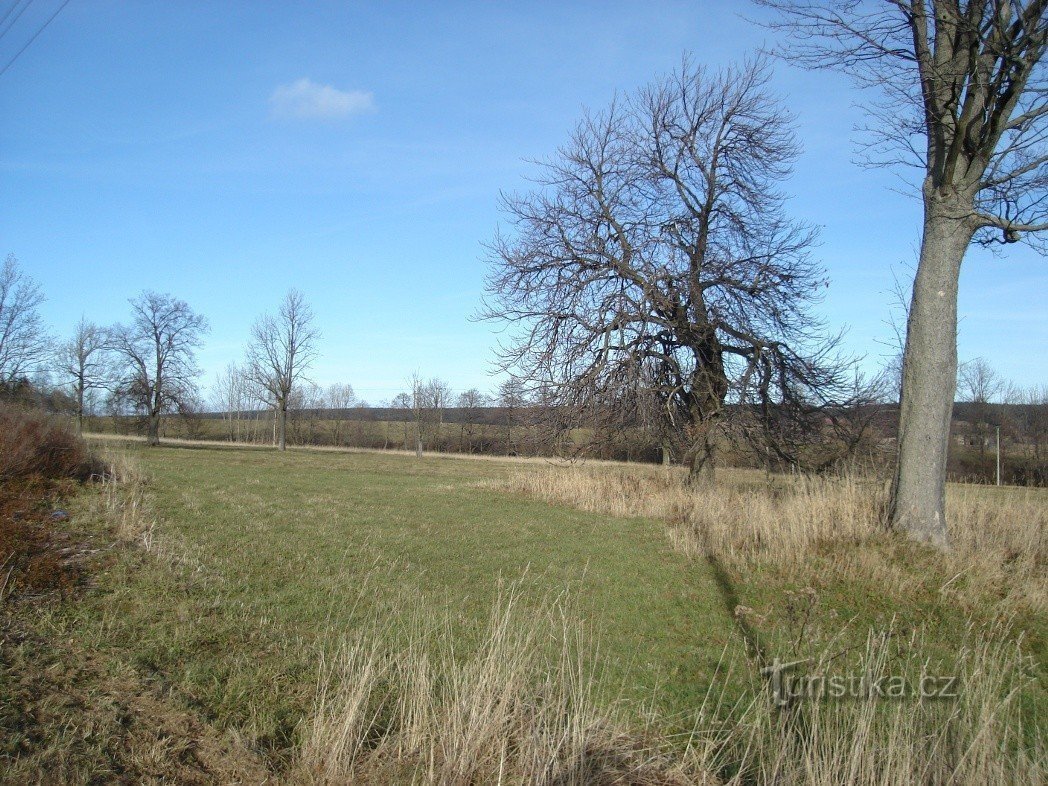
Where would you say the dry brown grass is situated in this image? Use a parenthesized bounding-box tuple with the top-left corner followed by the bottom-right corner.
(0, 404, 100, 599)
(293, 583, 1042, 785)
(295, 586, 712, 785)
(508, 467, 878, 558)
(734, 628, 1043, 785)
(91, 449, 156, 547)
(506, 466, 1047, 615)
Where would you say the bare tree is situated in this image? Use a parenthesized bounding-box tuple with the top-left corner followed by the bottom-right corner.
(246, 289, 320, 451)
(109, 291, 209, 445)
(759, 1, 1048, 543)
(410, 373, 426, 456)
(958, 357, 1005, 455)
(483, 59, 849, 481)
(0, 254, 52, 385)
(426, 378, 454, 451)
(327, 382, 357, 445)
(209, 361, 250, 442)
(409, 374, 453, 454)
(56, 317, 111, 434)
(457, 388, 488, 453)
(496, 378, 526, 456)
(391, 391, 412, 450)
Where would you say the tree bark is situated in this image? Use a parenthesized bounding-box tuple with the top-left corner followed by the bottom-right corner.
(686, 369, 725, 484)
(278, 403, 287, 451)
(147, 412, 161, 446)
(889, 191, 975, 548)
(687, 423, 717, 484)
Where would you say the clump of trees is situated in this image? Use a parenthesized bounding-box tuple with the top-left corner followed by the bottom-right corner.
(0, 255, 214, 445)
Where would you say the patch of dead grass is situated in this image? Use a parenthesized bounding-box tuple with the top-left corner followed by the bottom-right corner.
(506, 466, 1047, 616)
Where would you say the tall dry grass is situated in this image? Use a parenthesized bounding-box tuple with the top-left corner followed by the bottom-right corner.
(296, 587, 709, 785)
(738, 628, 1043, 785)
(507, 466, 1047, 614)
(92, 449, 156, 547)
(510, 467, 881, 560)
(295, 586, 1042, 785)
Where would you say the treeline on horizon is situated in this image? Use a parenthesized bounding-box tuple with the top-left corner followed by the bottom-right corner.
(8, 374, 1046, 486)
(1, 250, 1047, 485)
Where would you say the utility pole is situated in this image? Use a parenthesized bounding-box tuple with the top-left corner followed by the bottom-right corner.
(996, 426, 1001, 487)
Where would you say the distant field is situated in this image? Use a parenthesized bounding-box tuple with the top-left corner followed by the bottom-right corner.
(84, 413, 507, 450)
(80, 413, 671, 463)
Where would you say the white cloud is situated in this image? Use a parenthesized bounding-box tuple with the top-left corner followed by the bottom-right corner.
(269, 78, 375, 120)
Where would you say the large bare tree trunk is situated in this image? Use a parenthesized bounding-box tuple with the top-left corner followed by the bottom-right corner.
(688, 436, 716, 484)
(147, 412, 161, 446)
(686, 373, 724, 484)
(686, 411, 719, 484)
(278, 404, 287, 451)
(889, 192, 975, 548)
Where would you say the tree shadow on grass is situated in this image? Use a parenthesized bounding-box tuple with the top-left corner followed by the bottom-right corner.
(705, 553, 768, 671)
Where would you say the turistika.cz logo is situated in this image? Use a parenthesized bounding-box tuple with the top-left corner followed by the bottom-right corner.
(760, 657, 960, 708)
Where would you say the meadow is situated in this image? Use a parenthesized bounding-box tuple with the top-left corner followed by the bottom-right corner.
(2, 437, 1044, 784)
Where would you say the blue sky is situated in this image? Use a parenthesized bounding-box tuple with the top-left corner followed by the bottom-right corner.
(1, 0, 1044, 402)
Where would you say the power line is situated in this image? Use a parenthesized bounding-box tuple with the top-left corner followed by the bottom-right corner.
(0, 0, 33, 42)
(0, 0, 27, 31)
(0, 0, 68, 79)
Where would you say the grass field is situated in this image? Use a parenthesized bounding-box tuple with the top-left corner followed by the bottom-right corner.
(88, 445, 741, 734)
(3, 438, 1045, 783)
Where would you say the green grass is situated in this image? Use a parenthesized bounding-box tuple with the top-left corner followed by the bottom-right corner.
(59, 444, 744, 764)
(4, 440, 1039, 783)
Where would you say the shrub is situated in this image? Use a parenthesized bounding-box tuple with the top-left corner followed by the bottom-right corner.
(0, 402, 96, 485)
(0, 403, 98, 598)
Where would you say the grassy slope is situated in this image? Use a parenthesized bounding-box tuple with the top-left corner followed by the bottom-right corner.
(60, 445, 742, 764)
